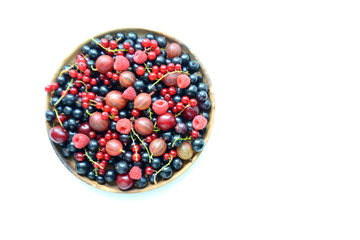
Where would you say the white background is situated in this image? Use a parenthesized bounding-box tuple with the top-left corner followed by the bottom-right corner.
(1, 0, 359, 239)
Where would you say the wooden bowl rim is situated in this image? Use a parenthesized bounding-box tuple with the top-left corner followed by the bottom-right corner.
(45, 27, 215, 193)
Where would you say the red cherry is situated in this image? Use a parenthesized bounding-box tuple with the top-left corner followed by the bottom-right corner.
(49, 126, 68, 144)
(116, 174, 134, 191)
(157, 113, 176, 131)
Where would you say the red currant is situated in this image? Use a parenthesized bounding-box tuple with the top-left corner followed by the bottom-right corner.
(181, 96, 190, 104)
(132, 153, 141, 162)
(189, 98, 198, 107)
(147, 51, 156, 60)
(141, 38, 151, 48)
(131, 109, 141, 118)
(190, 130, 199, 138)
(168, 87, 177, 95)
(132, 144, 141, 153)
(145, 166, 154, 175)
(98, 137, 107, 147)
(136, 66, 146, 76)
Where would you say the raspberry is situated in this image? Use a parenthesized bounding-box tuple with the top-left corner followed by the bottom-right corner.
(133, 50, 148, 64)
(129, 166, 142, 180)
(116, 118, 132, 134)
(177, 74, 190, 89)
(114, 55, 130, 71)
(122, 86, 137, 100)
(192, 115, 208, 130)
(72, 133, 90, 149)
(152, 99, 169, 115)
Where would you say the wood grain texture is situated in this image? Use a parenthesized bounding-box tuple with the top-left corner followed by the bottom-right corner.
(45, 28, 215, 193)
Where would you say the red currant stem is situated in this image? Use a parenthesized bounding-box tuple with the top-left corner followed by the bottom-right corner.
(54, 79, 74, 106)
(84, 150, 104, 169)
(85, 110, 95, 116)
(52, 107, 63, 126)
(144, 63, 152, 73)
(154, 156, 173, 185)
(115, 37, 122, 43)
(131, 128, 153, 163)
(90, 65, 98, 72)
(78, 80, 88, 92)
(58, 63, 76, 77)
(147, 107, 153, 119)
(91, 38, 127, 53)
(171, 135, 192, 147)
(153, 122, 161, 132)
(174, 104, 190, 117)
(93, 168, 98, 177)
(150, 71, 189, 88)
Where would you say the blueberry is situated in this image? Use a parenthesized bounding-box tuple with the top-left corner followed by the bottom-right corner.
(180, 53, 190, 64)
(151, 157, 162, 170)
(197, 90, 208, 102)
(45, 109, 55, 121)
(199, 99, 211, 111)
(156, 36, 167, 48)
(155, 56, 165, 65)
(135, 176, 148, 189)
(56, 75, 67, 86)
(90, 38, 101, 49)
(148, 173, 161, 184)
(126, 32, 138, 42)
(96, 175, 105, 185)
(119, 134, 131, 145)
(72, 108, 84, 120)
(134, 80, 146, 91)
(159, 166, 173, 179)
(188, 60, 200, 72)
(172, 158, 183, 170)
(192, 138, 205, 152)
(88, 139, 99, 151)
(115, 32, 125, 43)
(104, 169, 117, 183)
(145, 33, 155, 40)
(63, 94, 76, 106)
(172, 57, 182, 65)
(81, 45, 91, 54)
(185, 85, 198, 98)
(63, 106, 73, 117)
(115, 161, 129, 174)
(76, 161, 91, 175)
(198, 82, 208, 92)
(88, 49, 99, 59)
(87, 170, 96, 180)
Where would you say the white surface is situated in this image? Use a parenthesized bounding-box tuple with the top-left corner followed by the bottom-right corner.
(1, 0, 360, 239)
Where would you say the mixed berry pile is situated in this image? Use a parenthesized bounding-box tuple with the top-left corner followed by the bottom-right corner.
(45, 31, 211, 191)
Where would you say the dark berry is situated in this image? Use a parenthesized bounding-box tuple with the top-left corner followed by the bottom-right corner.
(76, 161, 91, 175)
(104, 169, 117, 183)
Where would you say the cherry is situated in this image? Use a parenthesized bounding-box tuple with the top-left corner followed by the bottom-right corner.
(49, 125, 68, 144)
(157, 112, 176, 131)
(116, 174, 134, 190)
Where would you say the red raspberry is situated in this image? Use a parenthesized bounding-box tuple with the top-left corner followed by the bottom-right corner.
(129, 166, 142, 180)
(72, 133, 90, 149)
(192, 115, 208, 130)
(122, 86, 137, 100)
(177, 74, 190, 89)
(116, 118, 132, 134)
(133, 50, 148, 64)
(152, 99, 169, 115)
(114, 55, 130, 71)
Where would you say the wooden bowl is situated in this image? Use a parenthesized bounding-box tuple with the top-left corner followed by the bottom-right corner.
(46, 28, 215, 193)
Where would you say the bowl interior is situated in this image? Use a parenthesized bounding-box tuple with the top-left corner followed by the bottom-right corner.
(46, 28, 215, 193)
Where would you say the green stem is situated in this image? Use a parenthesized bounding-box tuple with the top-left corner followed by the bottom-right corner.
(84, 150, 104, 169)
(54, 79, 73, 106)
(175, 104, 190, 117)
(91, 38, 127, 53)
(154, 156, 173, 185)
(52, 107, 63, 126)
(131, 128, 153, 163)
(150, 70, 189, 89)
(172, 135, 192, 147)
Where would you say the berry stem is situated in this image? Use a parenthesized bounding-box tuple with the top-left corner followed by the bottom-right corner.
(78, 80, 88, 92)
(175, 104, 190, 117)
(144, 63, 152, 73)
(91, 38, 127, 53)
(52, 107, 63, 126)
(53, 79, 73, 106)
(171, 135, 192, 147)
(131, 128, 153, 163)
(84, 150, 104, 169)
(150, 71, 189, 89)
(154, 156, 173, 185)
